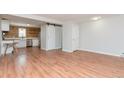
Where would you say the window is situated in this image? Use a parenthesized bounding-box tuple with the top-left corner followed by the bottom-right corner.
(18, 28, 26, 38)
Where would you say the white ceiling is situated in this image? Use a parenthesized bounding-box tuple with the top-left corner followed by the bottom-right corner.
(36, 14, 119, 23)
(0, 14, 121, 26)
(0, 14, 43, 27)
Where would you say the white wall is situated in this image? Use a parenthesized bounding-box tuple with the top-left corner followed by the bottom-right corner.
(62, 22, 79, 52)
(79, 15, 124, 56)
(0, 20, 2, 56)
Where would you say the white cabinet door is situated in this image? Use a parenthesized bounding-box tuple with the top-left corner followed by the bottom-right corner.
(1, 20, 10, 31)
(32, 39, 39, 47)
(16, 40, 26, 48)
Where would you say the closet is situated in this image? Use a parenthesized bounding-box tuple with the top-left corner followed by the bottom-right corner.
(62, 23, 79, 52)
(40, 23, 62, 51)
(55, 25, 62, 49)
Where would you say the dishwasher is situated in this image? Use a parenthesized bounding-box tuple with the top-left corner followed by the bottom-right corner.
(26, 39, 32, 47)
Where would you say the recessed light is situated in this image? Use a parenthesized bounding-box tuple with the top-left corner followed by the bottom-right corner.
(91, 16, 102, 21)
(27, 24, 30, 26)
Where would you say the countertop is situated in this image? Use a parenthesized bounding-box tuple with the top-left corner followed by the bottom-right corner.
(2, 40, 19, 44)
(2, 40, 13, 44)
(4, 37, 39, 40)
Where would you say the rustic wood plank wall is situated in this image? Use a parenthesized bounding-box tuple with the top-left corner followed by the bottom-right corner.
(4, 25, 40, 38)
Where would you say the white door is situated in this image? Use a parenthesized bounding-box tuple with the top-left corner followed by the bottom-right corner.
(72, 26, 79, 51)
(47, 25, 55, 50)
(55, 26, 62, 49)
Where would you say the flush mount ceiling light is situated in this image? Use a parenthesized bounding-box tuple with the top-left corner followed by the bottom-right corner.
(91, 16, 102, 21)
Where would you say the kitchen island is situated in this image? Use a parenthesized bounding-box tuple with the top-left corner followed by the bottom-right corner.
(1, 37, 39, 55)
(5, 37, 39, 47)
(1, 40, 16, 55)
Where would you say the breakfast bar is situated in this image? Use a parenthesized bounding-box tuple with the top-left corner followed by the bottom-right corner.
(2, 40, 18, 55)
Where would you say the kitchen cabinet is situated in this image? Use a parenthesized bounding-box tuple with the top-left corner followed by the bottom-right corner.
(16, 39, 26, 48)
(3, 38, 39, 49)
(1, 20, 10, 31)
(32, 39, 39, 47)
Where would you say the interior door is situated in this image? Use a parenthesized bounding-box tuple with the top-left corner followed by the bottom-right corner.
(55, 26, 62, 49)
(47, 25, 55, 50)
(72, 26, 79, 51)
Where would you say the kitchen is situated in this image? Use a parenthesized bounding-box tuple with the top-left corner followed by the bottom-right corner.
(1, 18, 40, 55)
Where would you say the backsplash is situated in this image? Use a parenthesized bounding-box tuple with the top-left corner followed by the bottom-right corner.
(4, 25, 41, 38)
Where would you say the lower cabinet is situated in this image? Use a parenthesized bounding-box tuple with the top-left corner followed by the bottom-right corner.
(16, 39, 39, 48)
(32, 39, 39, 47)
(16, 39, 26, 48)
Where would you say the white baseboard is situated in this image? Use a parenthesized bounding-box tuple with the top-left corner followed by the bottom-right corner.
(41, 48, 61, 51)
(78, 49, 120, 57)
(55, 47, 62, 49)
(62, 49, 73, 53)
(41, 48, 48, 51)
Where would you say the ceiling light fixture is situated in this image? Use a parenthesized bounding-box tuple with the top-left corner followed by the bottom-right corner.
(91, 16, 102, 21)
(27, 24, 30, 26)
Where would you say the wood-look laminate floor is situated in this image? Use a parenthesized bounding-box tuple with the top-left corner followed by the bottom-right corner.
(0, 48, 124, 78)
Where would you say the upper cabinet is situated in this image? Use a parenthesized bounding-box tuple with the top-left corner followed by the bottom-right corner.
(1, 19, 10, 31)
